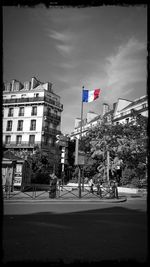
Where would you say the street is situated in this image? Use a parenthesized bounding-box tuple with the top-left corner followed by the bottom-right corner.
(2, 197, 147, 264)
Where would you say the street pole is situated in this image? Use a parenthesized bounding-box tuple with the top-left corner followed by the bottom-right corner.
(61, 146, 65, 186)
(78, 86, 84, 198)
(75, 138, 79, 165)
(107, 150, 110, 183)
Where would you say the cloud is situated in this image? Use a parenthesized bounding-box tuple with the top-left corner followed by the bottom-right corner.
(47, 29, 75, 57)
(56, 44, 73, 56)
(104, 37, 147, 101)
(48, 30, 72, 42)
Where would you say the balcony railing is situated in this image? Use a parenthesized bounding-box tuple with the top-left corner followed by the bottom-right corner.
(42, 127, 61, 136)
(3, 96, 63, 111)
(3, 141, 57, 151)
(44, 97, 63, 110)
(3, 97, 45, 104)
(43, 112, 61, 122)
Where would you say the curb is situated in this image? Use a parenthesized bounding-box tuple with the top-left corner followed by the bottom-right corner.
(4, 196, 127, 203)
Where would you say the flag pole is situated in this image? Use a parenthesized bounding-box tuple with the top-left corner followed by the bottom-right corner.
(80, 86, 84, 140)
(78, 86, 84, 198)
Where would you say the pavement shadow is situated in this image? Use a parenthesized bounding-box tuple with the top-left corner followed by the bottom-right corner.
(2, 206, 148, 265)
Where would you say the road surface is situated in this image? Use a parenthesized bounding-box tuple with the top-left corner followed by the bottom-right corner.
(2, 197, 147, 264)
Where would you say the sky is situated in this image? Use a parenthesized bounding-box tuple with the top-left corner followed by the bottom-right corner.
(3, 5, 147, 134)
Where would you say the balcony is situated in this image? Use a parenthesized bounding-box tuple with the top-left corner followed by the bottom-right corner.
(6, 128, 12, 131)
(8, 113, 13, 117)
(30, 127, 36, 131)
(42, 127, 61, 136)
(31, 112, 37, 116)
(3, 141, 57, 151)
(3, 96, 44, 104)
(43, 112, 61, 122)
(44, 97, 63, 110)
(3, 96, 63, 111)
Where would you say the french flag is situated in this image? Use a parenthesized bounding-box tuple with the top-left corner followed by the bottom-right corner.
(82, 89, 101, 103)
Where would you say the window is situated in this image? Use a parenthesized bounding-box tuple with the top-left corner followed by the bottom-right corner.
(29, 135, 35, 145)
(21, 94, 26, 98)
(5, 135, 11, 144)
(17, 120, 23, 131)
(16, 135, 22, 144)
(47, 107, 51, 115)
(31, 106, 37, 116)
(44, 136, 48, 145)
(34, 93, 39, 98)
(6, 120, 12, 131)
(142, 103, 146, 109)
(19, 107, 24, 116)
(30, 120, 36, 130)
(8, 108, 14, 117)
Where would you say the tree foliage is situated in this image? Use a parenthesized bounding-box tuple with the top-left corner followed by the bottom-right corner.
(79, 114, 148, 186)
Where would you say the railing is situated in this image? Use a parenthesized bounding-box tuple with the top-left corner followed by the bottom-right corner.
(44, 97, 63, 110)
(3, 97, 45, 104)
(3, 141, 57, 151)
(3, 182, 119, 200)
(42, 127, 61, 135)
(3, 96, 63, 111)
(44, 112, 61, 122)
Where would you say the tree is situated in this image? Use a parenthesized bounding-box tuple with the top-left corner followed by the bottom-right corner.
(80, 115, 148, 187)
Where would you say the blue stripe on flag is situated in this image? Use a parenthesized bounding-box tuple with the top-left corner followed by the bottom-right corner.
(82, 90, 89, 102)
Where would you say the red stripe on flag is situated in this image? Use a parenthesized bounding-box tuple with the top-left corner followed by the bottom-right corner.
(94, 89, 101, 100)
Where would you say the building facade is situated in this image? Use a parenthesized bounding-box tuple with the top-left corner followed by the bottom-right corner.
(113, 95, 148, 125)
(70, 95, 148, 140)
(3, 77, 63, 156)
(70, 111, 102, 140)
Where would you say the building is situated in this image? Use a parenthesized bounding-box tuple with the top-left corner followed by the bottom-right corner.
(3, 77, 63, 160)
(113, 95, 148, 125)
(70, 95, 148, 140)
(70, 111, 102, 140)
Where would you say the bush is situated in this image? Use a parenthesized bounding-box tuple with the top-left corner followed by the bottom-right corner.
(120, 166, 146, 188)
(120, 167, 137, 186)
(131, 177, 141, 188)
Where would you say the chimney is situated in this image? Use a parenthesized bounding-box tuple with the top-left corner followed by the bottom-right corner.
(102, 103, 109, 116)
(11, 79, 16, 91)
(113, 102, 117, 111)
(24, 81, 31, 90)
(31, 77, 37, 89)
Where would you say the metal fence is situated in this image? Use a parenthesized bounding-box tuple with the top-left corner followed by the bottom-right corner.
(3, 182, 119, 200)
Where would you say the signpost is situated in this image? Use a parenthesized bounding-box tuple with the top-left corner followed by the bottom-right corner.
(74, 138, 86, 197)
(56, 134, 69, 185)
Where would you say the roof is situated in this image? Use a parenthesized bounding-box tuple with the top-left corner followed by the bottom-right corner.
(103, 109, 114, 118)
(88, 114, 101, 123)
(121, 95, 148, 111)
